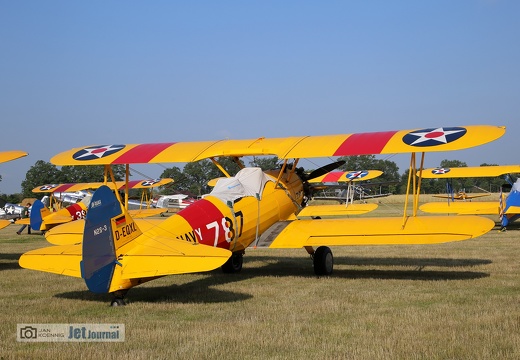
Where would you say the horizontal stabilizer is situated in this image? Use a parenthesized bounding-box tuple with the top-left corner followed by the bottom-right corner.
(0, 219, 11, 230)
(420, 202, 499, 215)
(19, 244, 82, 278)
(118, 237, 232, 278)
(44, 218, 165, 245)
(505, 205, 520, 215)
(268, 215, 495, 248)
(298, 204, 378, 218)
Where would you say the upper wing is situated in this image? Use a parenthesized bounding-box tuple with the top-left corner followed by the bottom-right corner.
(421, 165, 520, 179)
(0, 150, 27, 164)
(50, 125, 506, 165)
(308, 170, 383, 183)
(32, 178, 173, 193)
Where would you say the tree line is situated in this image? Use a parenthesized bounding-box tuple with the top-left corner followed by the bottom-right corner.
(0, 156, 508, 205)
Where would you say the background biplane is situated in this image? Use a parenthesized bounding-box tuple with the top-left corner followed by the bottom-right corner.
(0, 150, 28, 230)
(19, 125, 505, 305)
(19, 178, 173, 233)
(309, 170, 385, 215)
(419, 165, 520, 229)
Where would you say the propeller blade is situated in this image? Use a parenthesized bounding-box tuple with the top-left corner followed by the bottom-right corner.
(306, 160, 346, 181)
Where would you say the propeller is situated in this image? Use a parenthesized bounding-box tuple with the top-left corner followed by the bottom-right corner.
(303, 160, 346, 181)
(296, 160, 346, 204)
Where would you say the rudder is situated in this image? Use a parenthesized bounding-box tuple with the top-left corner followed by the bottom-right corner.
(80, 185, 141, 293)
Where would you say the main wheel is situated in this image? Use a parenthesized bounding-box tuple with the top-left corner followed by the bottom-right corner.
(221, 252, 244, 273)
(313, 246, 333, 276)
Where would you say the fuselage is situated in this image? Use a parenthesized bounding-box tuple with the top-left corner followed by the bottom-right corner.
(140, 169, 304, 252)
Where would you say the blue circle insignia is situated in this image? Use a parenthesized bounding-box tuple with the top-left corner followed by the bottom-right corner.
(402, 127, 467, 147)
(72, 145, 126, 161)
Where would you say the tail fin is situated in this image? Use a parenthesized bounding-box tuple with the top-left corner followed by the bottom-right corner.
(80, 185, 142, 293)
(30, 200, 50, 231)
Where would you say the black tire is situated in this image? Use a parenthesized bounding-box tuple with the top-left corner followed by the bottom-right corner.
(313, 246, 333, 276)
(221, 252, 244, 273)
(110, 298, 126, 307)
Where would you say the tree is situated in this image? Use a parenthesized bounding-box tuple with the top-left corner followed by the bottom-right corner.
(338, 155, 401, 194)
(20, 161, 64, 198)
(60, 165, 126, 183)
(249, 156, 279, 170)
(20, 161, 127, 198)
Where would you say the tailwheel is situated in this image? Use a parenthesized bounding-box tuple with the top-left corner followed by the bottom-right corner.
(110, 290, 128, 307)
(221, 252, 244, 273)
(313, 246, 333, 276)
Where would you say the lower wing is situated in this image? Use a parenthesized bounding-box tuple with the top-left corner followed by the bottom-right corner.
(264, 215, 495, 248)
(298, 204, 378, 217)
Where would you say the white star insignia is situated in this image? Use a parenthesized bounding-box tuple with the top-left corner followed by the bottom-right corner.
(408, 128, 465, 146)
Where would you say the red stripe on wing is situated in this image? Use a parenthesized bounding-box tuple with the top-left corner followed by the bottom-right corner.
(321, 172, 343, 182)
(54, 184, 76, 192)
(112, 143, 176, 164)
(333, 131, 398, 156)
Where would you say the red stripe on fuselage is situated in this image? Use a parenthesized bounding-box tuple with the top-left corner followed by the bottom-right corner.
(333, 131, 398, 156)
(112, 143, 176, 164)
(177, 198, 230, 249)
(66, 203, 85, 220)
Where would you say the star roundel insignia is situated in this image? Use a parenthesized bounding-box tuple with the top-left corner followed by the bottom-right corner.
(346, 170, 368, 180)
(432, 167, 450, 175)
(72, 145, 126, 161)
(141, 179, 160, 187)
(402, 127, 467, 147)
(40, 184, 59, 191)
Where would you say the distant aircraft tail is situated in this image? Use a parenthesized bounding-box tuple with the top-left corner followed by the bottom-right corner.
(80, 185, 142, 293)
(29, 200, 50, 231)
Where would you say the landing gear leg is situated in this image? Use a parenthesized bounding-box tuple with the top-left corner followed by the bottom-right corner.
(221, 251, 244, 273)
(110, 290, 128, 307)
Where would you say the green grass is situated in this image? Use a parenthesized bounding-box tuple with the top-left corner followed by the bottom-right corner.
(1, 197, 519, 359)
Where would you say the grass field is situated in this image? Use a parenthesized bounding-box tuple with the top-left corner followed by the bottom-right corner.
(1, 196, 519, 359)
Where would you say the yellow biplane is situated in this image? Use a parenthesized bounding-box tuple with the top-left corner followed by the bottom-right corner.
(0, 151, 28, 230)
(419, 165, 520, 229)
(19, 178, 173, 233)
(307, 169, 385, 215)
(19, 126, 505, 305)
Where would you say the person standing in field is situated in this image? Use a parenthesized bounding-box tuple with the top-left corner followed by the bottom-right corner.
(16, 202, 31, 235)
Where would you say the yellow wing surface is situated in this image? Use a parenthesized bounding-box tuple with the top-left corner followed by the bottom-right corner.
(32, 178, 173, 193)
(420, 165, 520, 179)
(0, 220, 11, 230)
(308, 170, 383, 183)
(0, 150, 27, 164)
(420, 202, 499, 215)
(297, 204, 378, 217)
(19, 237, 231, 281)
(266, 215, 495, 248)
(50, 125, 505, 166)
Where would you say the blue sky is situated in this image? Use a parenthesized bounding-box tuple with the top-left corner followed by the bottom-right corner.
(1, 1, 519, 194)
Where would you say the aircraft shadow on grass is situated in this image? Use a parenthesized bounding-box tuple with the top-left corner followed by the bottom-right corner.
(55, 255, 491, 304)
(0, 253, 24, 271)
